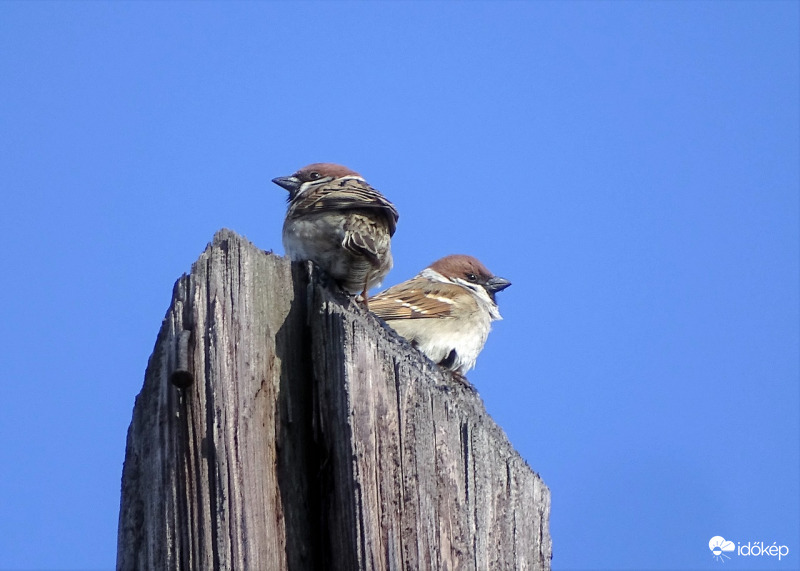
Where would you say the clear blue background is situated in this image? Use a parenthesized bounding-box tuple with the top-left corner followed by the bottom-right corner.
(1, 2, 797, 569)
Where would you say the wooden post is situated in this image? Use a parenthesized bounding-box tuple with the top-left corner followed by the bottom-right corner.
(117, 229, 552, 570)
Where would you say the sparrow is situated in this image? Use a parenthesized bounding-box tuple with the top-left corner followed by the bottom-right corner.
(272, 163, 399, 303)
(369, 255, 511, 376)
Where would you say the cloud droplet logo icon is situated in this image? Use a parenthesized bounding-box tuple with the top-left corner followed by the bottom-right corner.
(709, 536, 735, 562)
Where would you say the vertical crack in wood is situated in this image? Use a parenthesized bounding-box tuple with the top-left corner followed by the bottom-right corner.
(275, 260, 323, 571)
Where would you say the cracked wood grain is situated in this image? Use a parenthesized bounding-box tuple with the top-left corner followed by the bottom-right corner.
(117, 229, 552, 571)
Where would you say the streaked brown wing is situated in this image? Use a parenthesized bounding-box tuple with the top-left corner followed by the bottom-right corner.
(340, 215, 386, 265)
(298, 179, 399, 235)
(370, 285, 455, 320)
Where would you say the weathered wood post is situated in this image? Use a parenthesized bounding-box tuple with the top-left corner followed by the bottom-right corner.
(117, 229, 552, 570)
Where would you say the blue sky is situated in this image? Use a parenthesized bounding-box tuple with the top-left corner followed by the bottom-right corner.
(1, 2, 797, 569)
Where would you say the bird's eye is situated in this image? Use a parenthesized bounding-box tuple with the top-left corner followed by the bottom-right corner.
(309, 171, 321, 180)
(466, 273, 478, 282)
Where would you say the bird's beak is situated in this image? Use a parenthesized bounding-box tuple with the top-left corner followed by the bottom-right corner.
(272, 175, 301, 193)
(485, 276, 511, 294)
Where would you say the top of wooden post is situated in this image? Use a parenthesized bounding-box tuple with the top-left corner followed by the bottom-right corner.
(117, 228, 552, 571)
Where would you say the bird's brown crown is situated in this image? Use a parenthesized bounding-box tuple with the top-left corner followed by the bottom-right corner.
(293, 163, 362, 182)
(429, 255, 493, 281)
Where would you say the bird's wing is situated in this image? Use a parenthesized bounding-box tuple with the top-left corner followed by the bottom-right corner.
(370, 282, 456, 320)
(341, 214, 388, 266)
(299, 178, 399, 235)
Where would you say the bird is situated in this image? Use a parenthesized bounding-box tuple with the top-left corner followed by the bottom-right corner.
(272, 163, 399, 304)
(369, 254, 511, 376)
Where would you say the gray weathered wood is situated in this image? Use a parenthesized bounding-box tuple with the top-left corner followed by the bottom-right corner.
(117, 228, 552, 570)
